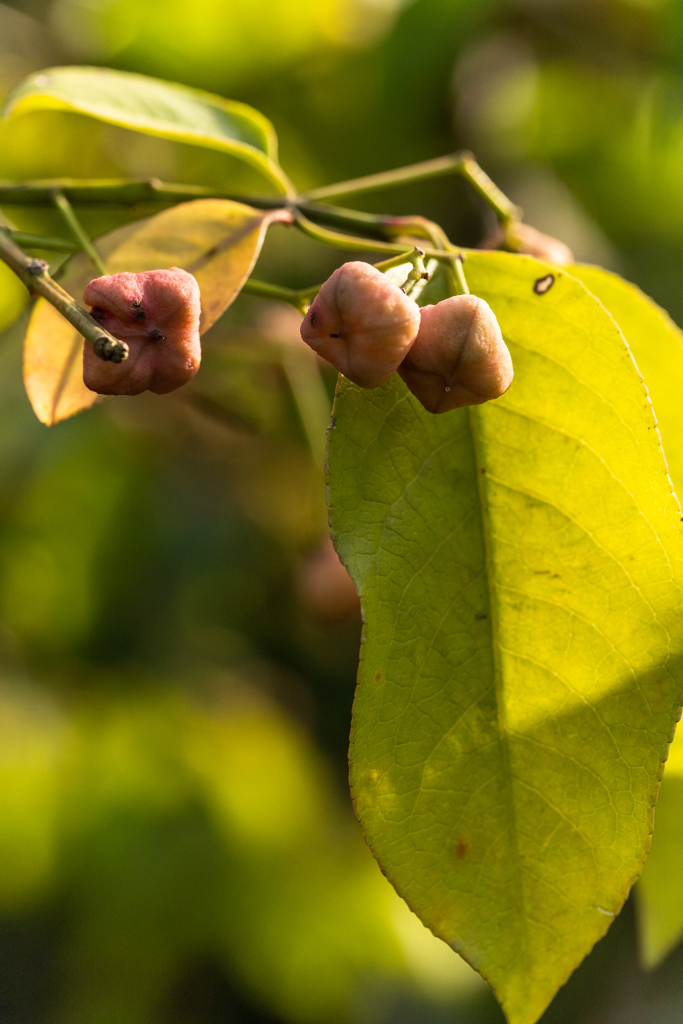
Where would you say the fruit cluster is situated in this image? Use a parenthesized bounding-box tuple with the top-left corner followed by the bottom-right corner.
(300, 261, 513, 413)
(81, 261, 514, 414)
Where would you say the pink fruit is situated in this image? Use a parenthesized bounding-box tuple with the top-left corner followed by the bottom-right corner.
(83, 268, 201, 396)
(480, 223, 574, 266)
(398, 295, 513, 414)
(300, 261, 421, 388)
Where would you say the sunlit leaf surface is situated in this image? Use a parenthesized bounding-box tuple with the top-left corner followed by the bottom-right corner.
(569, 265, 683, 969)
(24, 198, 289, 425)
(2, 66, 291, 195)
(568, 264, 683, 496)
(327, 250, 683, 1024)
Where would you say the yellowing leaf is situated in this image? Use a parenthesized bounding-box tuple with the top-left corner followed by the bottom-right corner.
(568, 264, 683, 969)
(24, 199, 289, 425)
(327, 250, 683, 1024)
(93, 199, 293, 333)
(24, 301, 102, 426)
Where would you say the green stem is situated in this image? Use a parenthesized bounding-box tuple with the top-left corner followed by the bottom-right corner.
(51, 189, 108, 276)
(240, 278, 302, 304)
(303, 154, 470, 202)
(0, 176, 470, 250)
(0, 178, 250, 206)
(459, 154, 518, 225)
(293, 209, 449, 261)
(405, 258, 438, 302)
(301, 151, 518, 224)
(380, 215, 451, 250)
(0, 156, 519, 232)
(243, 245, 437, 315)
(0, 229, 128, 362)
(396, 248, 428, 292)
(450, 254, 470, 296)
(9, 231, 79, 252)
(241, 278, 318, 314)
(372, 251, 419, 273)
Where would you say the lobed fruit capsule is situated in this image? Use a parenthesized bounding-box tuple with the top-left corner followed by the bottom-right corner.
(398, 295, 513, 414)
(481, 222, 574, 266)
(83, 268, 201, 396)
(300, 261, 421, 388)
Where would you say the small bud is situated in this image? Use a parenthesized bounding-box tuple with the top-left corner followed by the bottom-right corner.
(398, 295, 513, 414)
(82, 268, 201, 396)
(300, 261, 421, 388)
(480, 222, 574, 266)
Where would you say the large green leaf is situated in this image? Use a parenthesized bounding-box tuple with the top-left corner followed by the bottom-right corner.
(327, 250, 683, 1024)
(568, 265, 683, 969)
(568, 264, 683, 496)
(2, 67, 292, 196)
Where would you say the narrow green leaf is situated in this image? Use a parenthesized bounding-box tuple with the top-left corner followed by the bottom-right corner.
(568, 264, 683, 968)
(327, 250, 683, 1024)
(2, 67, 292, 196)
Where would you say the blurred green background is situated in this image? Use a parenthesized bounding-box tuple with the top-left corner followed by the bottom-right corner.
(2, 0, 683, 1022)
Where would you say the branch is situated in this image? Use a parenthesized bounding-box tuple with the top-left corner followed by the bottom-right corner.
(301, 151, 519, 224)
(292, 209, 454, 261)
(0, 177, 287, 208)
(0, 229, 128, 363)
(9, 231, 79, 252)
(240, 278, 314, 314)
(0, 165, 518, 240)
(449, 253, 470, 296)
(302, 154, 467, 201)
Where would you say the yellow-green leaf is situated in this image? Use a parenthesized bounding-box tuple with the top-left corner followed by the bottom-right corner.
(568, 264, 683, 969)
(2, 66, 292, 196)
(24, 199, 288, 425)
(327, 250, 683, 1024)
(568, 263, 683, 496)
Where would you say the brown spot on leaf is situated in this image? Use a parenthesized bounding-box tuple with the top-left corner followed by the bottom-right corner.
(456, 838, 470, 860)
(534, 274, 555, 295)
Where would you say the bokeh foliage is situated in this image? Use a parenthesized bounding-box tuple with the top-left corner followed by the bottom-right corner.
(4, 1, 683, 1023)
